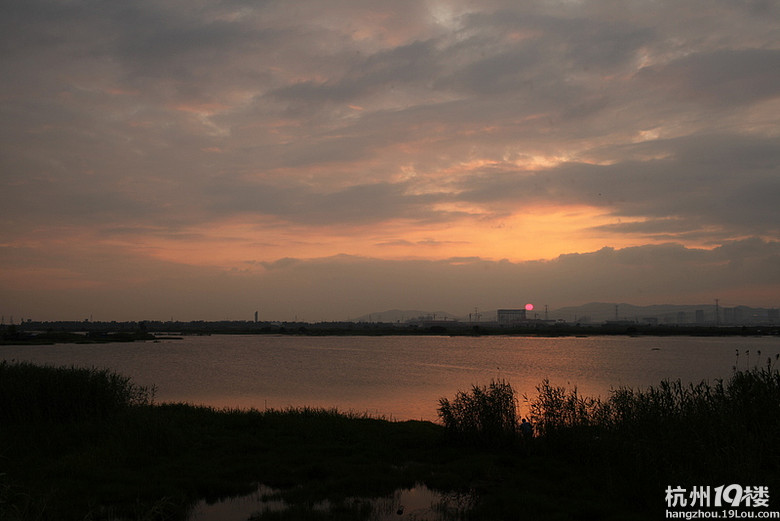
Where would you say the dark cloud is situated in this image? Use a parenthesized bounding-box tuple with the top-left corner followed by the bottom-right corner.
(268, 39, 441, 105)
(588, 218, 700, 237)
(635, 49, 780, 107)
(5, 241, 777, 321)
(206, 178, 454, 225)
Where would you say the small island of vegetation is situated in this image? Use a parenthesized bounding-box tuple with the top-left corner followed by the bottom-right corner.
(2, 358, 779, 519)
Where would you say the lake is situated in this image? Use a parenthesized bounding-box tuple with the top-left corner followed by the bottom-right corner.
(2, 334, 779, 421)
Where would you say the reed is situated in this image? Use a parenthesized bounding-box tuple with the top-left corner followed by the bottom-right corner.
(523, 361, 780, 499)
(524, 378, 602, 438)
(4, 360, 780, 520)
(0, 361, 155, 424)
(437, 379, 518, 446)
(0, 362, 448, 520)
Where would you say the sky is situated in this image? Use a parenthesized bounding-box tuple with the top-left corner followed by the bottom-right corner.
(1, 0, 779, 322)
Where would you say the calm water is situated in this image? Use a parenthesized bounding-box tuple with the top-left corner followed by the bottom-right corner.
(186, 483, 468, 521)
(2, 334, 779, 421)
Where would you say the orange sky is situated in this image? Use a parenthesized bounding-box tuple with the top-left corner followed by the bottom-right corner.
(107, 204, 651, 269)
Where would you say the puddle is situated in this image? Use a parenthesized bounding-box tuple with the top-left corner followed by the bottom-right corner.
(188, 483, 472, 521)
(186, 485, 281, 521)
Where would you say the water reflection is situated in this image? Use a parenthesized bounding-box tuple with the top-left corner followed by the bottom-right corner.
(3, 335, 778, 421)
(188, 484, 472, 521)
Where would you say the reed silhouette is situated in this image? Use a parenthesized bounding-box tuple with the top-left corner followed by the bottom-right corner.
(437, 379, 518, 446)
(0, 361, 154, 424)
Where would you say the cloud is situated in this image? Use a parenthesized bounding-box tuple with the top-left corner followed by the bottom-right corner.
(1, 0, 778, 319)
(205, 178, 455, 225)
(452, 133, 780, 241)
(635, 49, 780, 107)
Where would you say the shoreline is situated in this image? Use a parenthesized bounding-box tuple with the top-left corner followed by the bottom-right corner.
(3, 321, 778, 346)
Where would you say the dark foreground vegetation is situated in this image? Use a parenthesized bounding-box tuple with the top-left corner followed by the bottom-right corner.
(2, 360, 780, 520)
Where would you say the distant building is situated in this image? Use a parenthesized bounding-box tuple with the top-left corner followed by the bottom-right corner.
(497, 309, 527, 325)
(605, 320, 637, 326)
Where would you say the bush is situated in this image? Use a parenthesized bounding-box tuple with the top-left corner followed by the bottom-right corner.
(437, 379, 519, 446)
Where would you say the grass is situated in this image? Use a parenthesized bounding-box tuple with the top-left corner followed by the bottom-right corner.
(522, 358, 780, 517)
(437, 379, 519, 447)
(0, 361, 155, 424)
(2, 360, 780, 520)
(437, 362, 780, 518)
(0, 362, 459, 520)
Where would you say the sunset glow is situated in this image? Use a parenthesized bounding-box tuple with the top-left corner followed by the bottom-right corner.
(1, 0, 778, 321)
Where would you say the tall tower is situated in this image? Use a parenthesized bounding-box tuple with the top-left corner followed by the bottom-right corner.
(254, 311, 258, 323)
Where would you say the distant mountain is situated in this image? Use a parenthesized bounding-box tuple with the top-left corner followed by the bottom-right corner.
(549, 302, 777, 325)
(353, 309, 460, 323)
(354, 303, 777, 325)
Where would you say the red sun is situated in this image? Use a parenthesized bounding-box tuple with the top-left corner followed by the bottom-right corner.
(525, 303, 534, 311)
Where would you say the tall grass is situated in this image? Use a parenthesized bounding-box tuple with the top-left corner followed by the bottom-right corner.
(525, 379, 603, 437)
(5, 359, 780, 519)
(0, 361, 155, 424)
(439, 363, 780, 488)
(528, 362, 780, 439)
(437, 379, 518, 446)
(524, 361, 780, 492)
(438, 365, 780, 517)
